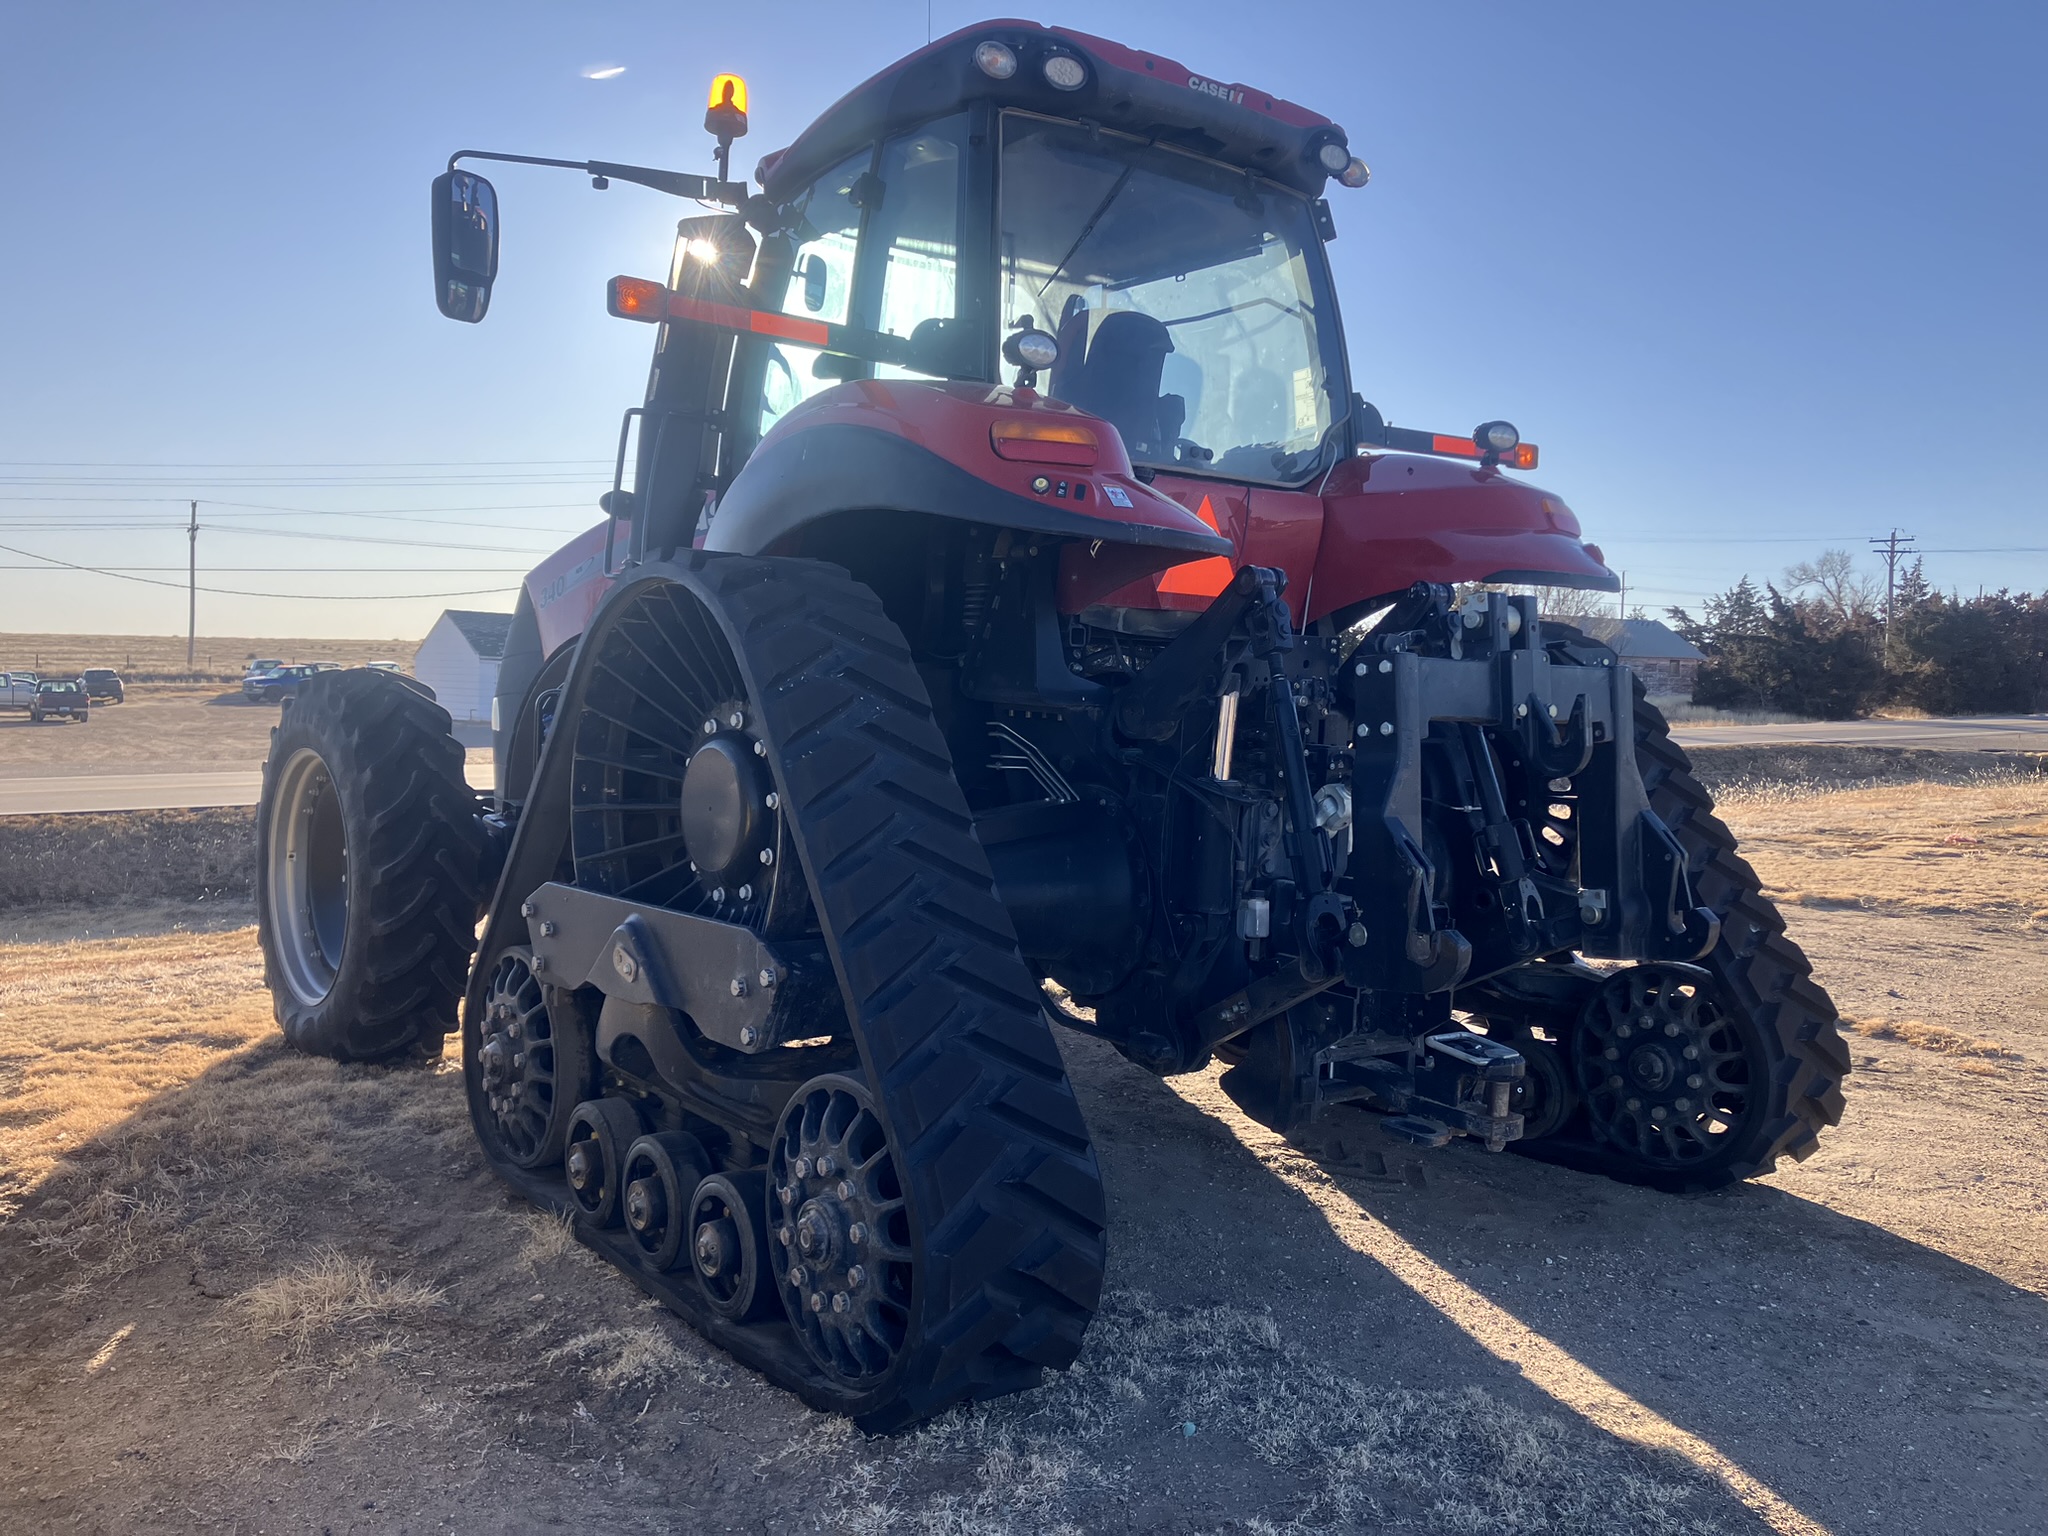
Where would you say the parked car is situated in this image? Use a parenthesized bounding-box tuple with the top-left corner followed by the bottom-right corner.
(80, 667, 125, 703)
(29, 679, 88, 722)
(0, 673, 39, 710)
(243, 663, 321, 704)
(244, 658, 284, 680)
(366, 661, 403, 673)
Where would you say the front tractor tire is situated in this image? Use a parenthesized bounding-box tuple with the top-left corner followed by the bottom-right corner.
(257, 669, 487, 1062)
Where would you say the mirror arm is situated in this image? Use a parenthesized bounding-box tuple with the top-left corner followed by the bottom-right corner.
(447, 149, 746, 206)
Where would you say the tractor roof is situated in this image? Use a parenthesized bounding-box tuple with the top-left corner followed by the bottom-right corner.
(757, 19, 1346, 204)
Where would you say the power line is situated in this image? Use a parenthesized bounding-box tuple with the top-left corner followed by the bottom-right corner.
(0, 540, 519, 601)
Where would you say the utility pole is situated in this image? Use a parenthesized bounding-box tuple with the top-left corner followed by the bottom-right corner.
(1617, 570, 1627, 621)
(187, 500, 198, 670)
(1867, 528, 1916, 668)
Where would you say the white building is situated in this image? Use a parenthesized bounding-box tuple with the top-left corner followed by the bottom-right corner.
(413, 610, 512, 722)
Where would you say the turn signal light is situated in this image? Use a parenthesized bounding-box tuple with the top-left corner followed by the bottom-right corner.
(1429, 433, 1538, 470)
(991, 418, 1098, 466)
(609, 276, 665, 319)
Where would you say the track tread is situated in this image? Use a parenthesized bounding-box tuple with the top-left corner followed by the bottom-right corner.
(690, 555, 1107, 1429)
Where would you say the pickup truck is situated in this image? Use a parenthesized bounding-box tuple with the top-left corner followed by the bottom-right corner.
(29, 679, 89, 722)
(243, 663, 322, 704)
(1, 672, 41, 709)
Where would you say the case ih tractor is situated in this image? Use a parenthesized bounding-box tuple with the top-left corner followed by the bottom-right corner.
(256, 22, 1848, 1428)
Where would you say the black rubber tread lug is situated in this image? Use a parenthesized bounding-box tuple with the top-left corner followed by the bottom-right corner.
(256, 669, 486, 1063)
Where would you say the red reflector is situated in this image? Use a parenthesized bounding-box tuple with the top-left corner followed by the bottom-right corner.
(990, 418, 1098, 466)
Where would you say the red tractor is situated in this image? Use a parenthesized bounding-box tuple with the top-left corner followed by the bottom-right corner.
(256, 22, 1847, 1428)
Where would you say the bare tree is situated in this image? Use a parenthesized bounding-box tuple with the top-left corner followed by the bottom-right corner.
(1535, 585, 1617, 622)
(1782, 549, 1879, 621)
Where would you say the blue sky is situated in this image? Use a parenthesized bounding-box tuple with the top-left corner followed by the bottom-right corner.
(1, 1, 2041, 639)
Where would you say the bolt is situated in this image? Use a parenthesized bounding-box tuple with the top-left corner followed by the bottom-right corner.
(737, 884, 753, 900)
(1664, 1022, 1680, 1037)
(1515, 703, 1529, 718)
(759, 848, 774, 865)
(1652, 1104, 1668, 1119)
(727, 710, 744, 729)
(1686, 1073, 1703, 1088)
(1379, 721, 1393, 736)
(739, 1026, 759, 1047)
(831, 1292, 850, 1314)
(539, 920, 557, 937)
(788, 1265, 808, 1288)
(1354, 662, 1368, 677)
(532, 955, 548, 973)
(816, 1154, 837, 1177)
(1548, 703, 1559, 718)
(837, 1179, 854, 1201)
(1682, 1044, 1700, 1060)
(702, 718, 717, 733)
(793, 1156, 812, 1179)
(711, 886, 725, 902)
(847, 1222, 867, 1245)
(759, 968, 776, 989)
(731, 977, 749, 998)
(519, 900, 536, 918)
(507, 1021, 521, 1040)
(511, 1052, 523, 1068)
(778, 1225, 793, 1247)
(753, 740, 768, 757)
(764, 792, 779, 810)
(1346, 921, 1368, 947)
(1674, 1097, 1692, 1111)
(846, 1264, 866, 1287)
(1618, 1024, 1633, 1039)
(809, 1292, 825, 1313)
(1355, 724, 1370, 738)
(1607, 1074, 1624, 1089)
(1625, 1096, 1641, 1111)
(1603, 1046, 1618, 1061)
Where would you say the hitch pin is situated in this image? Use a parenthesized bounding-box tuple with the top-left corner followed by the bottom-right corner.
(1210, 677, 1242, 782)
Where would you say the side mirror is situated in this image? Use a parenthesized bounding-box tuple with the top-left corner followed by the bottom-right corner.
(431, 170, 498, 323)
(800, 254, 828, 313)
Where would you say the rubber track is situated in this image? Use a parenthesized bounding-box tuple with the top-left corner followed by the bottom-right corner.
(1521, 634, 1851, 1190)
(1629, 684, 1851, 1182)
(257, 670, 486, 1062)
(654, 556, 1105, 1429)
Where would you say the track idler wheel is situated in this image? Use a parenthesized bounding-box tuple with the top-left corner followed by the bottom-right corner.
(689, 1169, 776, 1322)
(465, 947, 596, 1170)
(621, 1132, 713, 1271)
(770, 1075, 914, 1383)
(562, 1099, 646, 1226)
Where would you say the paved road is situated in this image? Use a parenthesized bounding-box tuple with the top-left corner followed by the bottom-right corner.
(1670, 715, 2048, 752)
(0, 756, 494, 816)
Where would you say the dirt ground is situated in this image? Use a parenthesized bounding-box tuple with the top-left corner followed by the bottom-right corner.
(2, 762, 2046, 1533)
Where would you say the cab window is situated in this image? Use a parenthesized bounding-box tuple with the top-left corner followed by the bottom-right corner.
(759, 149, 870, 434)
(865, 115, 966, 356)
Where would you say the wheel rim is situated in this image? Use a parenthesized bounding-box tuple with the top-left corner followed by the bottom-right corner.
(267, 747, 348, 1006)
(569, 584, 800, 934)
(690, 1172, 769, 1320)
(470, 950, 559, 1166)
(1570, 964, 1762, 1168)
(770, 1076, 914, 1383)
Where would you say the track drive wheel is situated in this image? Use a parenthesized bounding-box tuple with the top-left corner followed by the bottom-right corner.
(256, 668, 486, 1062)
(550, 557, 1108, 1427)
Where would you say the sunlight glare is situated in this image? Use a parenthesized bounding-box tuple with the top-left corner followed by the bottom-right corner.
(582, 64, 626, 81)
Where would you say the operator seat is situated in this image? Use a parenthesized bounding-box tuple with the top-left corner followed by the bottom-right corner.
(1049, 310, 1182, 461)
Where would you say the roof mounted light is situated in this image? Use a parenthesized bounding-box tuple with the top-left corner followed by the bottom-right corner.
(1317, 142, 1351, 174)
(1476, 421, 1521, 455)
(1338, 157, 1371, 188)
(974, 41, 1018, 79)
(1043, 54, 1087, 90)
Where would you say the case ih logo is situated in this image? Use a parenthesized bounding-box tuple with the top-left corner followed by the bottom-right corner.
(1186, 74, 1245, 106)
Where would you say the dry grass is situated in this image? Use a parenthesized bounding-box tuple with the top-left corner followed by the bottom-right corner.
(237, 1249, 442, 1354)
(1840, 1015, 2022, 1060)
(833, 1292, 1723, 1536)
(0, 808, 255, 909)
(1708, 778, 2048, 926)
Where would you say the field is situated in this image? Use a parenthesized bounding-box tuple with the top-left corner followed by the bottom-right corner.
(0, 632, 415, 684)
(1, 751, 2044, 1533)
